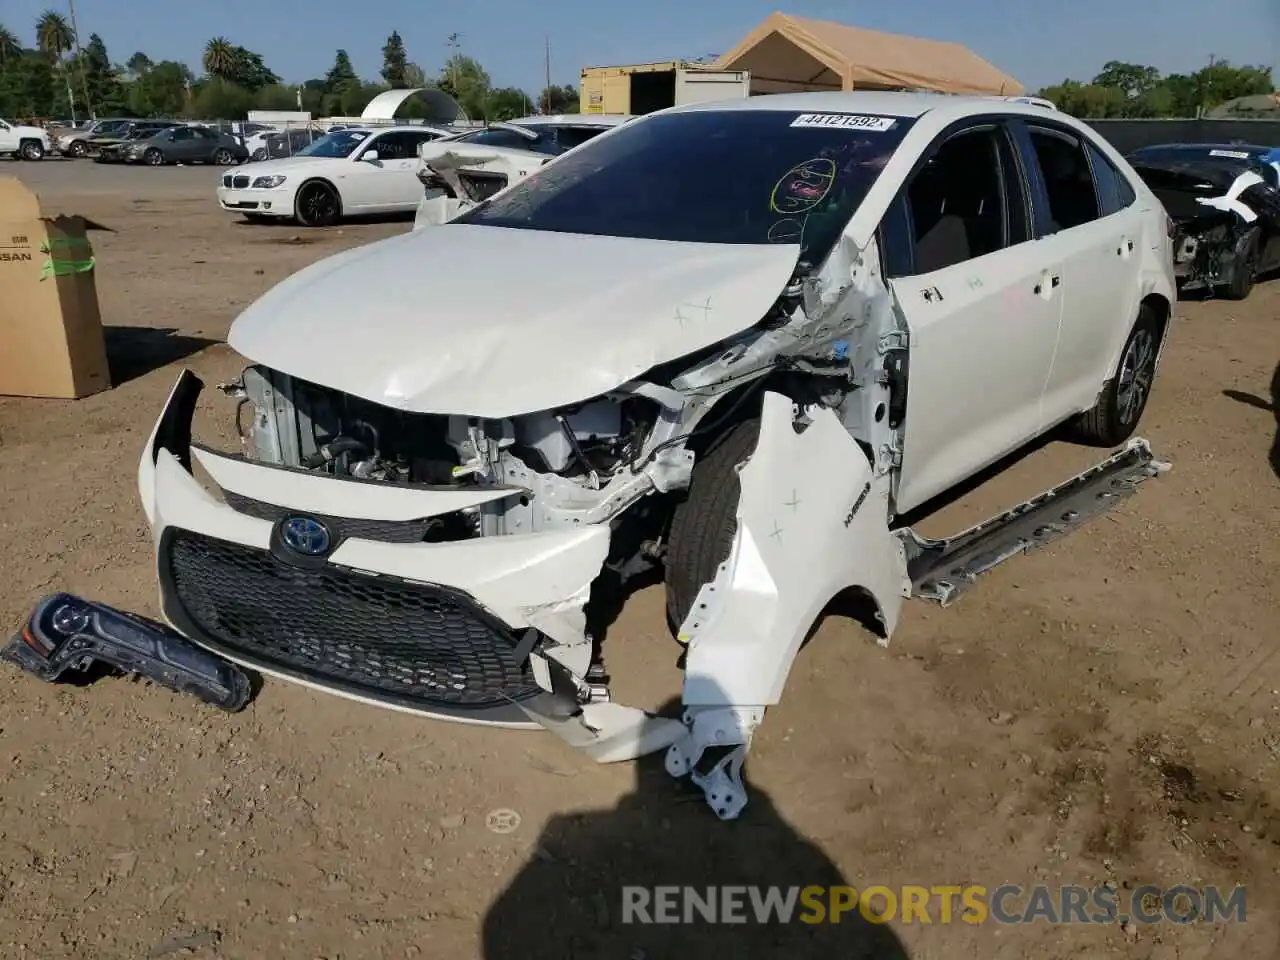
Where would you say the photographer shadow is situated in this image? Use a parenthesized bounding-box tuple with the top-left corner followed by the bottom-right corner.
(1222, 360, 1280, 479)
(482, 698, 910, 959)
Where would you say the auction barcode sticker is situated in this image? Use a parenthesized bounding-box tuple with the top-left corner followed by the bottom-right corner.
(790, 113, 898, 131)
(1209, 149, 1251, 159)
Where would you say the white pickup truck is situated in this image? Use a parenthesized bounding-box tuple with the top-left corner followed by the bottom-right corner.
(0, 119, 51, 160)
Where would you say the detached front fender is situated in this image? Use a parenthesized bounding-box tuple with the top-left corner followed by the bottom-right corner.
(680, 390, 909, 708)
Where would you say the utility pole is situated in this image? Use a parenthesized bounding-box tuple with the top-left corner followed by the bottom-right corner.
(543, 37, 552, 114)
(66, 0, 93, 119)
(446, 33, 460, 91)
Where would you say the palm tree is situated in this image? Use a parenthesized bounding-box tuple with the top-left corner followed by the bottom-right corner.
(203, 37, 236, 80)
(35, 11, 76, 121)
(35, 11, 71, 60)
(0, 25, 21, 67)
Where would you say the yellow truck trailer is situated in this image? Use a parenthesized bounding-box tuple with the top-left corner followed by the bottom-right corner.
(579, 61, 750, 115)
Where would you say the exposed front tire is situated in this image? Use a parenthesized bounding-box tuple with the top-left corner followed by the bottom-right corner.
(212, 148, 234, 165)
(1072, 302, 1161, 447)
(1221, 232, 1259, 301)
(145, 148, 164, 166)
(295, 180, 341, 227)
(18, 139, 44, 161)
(68, 140, 88, 158)
(665, 418, 760, 633)
(251, 148, 267, 162)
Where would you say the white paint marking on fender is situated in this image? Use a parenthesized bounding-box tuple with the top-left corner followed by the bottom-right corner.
(1196, 169, 1265, 224)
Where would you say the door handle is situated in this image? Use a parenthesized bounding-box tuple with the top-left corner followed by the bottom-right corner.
(1034, 273, 1061, 296)
(1117, 239, 1134, 256)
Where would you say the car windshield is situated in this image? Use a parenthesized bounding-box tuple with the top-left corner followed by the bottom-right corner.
(455, 108, 915, 263)
(296, 130, 369, 158)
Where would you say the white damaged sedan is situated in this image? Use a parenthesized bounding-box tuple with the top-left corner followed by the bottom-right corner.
(142, 92, 1175, 818)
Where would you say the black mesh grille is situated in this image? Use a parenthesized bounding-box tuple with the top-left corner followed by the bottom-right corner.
(221, 174, 232, 188)
(163, 529, 540, 708)
(232, 175, 250, 188)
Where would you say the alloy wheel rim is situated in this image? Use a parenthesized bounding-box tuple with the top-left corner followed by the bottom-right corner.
(304, 187, 335, 222)
(1117, 329, 1155, 425)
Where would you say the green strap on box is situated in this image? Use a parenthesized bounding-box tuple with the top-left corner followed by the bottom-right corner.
(38, 237, 95, 281)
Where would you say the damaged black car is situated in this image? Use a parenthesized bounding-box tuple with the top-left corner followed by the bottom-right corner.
(1127, 143, 1280, 300)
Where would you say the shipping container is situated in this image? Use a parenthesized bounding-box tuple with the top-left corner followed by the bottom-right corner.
(580, 61, 750, 115)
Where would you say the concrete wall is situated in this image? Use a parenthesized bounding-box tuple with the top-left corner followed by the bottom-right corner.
(1081, 118, 1280, 154)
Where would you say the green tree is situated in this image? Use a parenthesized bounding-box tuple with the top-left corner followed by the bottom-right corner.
(253, 83, 300, 110)
(539, 83, 578, 114)
(230, 46, 278, 91)
(0, 25, 21, 67)
(298, 77, 325, 114)
(324, 49, 357, 93)
(335, 80, 384, 116)
(403, 62, 426, 88)
(1034, 80, 1127, 118)
(203, 37, 236, 80)
(190, 75, 253, 119)
(486, 86, 531, 120)
(80, 33, 124, 114)
(1092, 61, 1161, 99)
(125, 51, 152, 77)
(1039, 58, 1275, 118)
(128, 59, 189, 116)
(438, 54, 490, 120)
(1185, 60, 1273, 112)
(0, 51, 57, 117)
(381, 30, 407, 87)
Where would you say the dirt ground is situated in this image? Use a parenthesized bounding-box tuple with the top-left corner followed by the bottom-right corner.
(0, 158, 1277, 960)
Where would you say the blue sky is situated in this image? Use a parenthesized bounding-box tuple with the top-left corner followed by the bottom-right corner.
(6, 0, 1279, 94)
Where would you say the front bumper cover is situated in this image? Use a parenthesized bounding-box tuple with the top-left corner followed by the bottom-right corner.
(139, 371, 617, 728)
(216, 185, 295, 215)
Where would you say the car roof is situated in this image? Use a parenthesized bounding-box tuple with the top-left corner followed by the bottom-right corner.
(1131, 143, 1272, 157)
(662, 90, 1029, 119)
(323, 124, 452, 135)
(503, 114, 634, 127)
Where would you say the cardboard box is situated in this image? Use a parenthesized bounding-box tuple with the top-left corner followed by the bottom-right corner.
(0, 176, 111, 399)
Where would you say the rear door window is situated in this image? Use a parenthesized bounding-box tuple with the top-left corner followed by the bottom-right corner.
(1026, 126, 1101, 233)
(1085, 143, 1136, 216)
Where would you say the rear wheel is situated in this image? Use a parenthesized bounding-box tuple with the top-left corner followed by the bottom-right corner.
(295, 181, 341, 227)
(665, 419, 760, 633)
(1072, 302, 1160, 447)
(145, 148, 164, 166)
(18, 139, 44, 161)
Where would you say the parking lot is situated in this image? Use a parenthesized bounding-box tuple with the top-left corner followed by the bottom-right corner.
(0, 157, 1277, 958)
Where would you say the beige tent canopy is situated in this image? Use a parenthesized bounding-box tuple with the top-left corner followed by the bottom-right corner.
(714, 12, 1023, 97)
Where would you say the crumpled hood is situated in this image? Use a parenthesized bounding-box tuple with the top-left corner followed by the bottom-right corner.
(228, 224, 800, 417)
